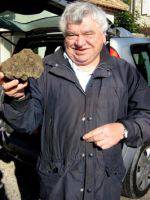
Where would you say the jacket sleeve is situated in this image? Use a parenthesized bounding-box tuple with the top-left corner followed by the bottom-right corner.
(1, 74, 44, 134)
(120, 64, 150, 147)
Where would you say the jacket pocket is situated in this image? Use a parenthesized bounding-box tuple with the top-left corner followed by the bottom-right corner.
(37, 159, 64, 177)
(105, 165, 126, 183)
(102, 143, 126, 182)
(38, 159, 65, 199)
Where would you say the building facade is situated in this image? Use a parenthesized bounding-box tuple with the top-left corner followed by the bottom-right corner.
(130, 0, 150, 27)
(83, 0, 129, 22)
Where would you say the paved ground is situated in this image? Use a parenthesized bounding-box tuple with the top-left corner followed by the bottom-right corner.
(122, 191, 150, 200)
(0, 157, 149, 200)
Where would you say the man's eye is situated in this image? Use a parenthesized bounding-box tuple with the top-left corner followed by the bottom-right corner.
(66, 33, 76, 37)
(85, 32, 93, 36)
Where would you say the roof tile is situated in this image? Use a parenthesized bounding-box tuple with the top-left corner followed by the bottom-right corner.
(82, 0, 129, 11)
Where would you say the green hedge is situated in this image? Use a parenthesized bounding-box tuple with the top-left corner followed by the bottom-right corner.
(114, 11, 139, 33)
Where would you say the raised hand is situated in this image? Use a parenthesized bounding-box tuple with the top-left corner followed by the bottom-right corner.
(0, 72, 28, 99)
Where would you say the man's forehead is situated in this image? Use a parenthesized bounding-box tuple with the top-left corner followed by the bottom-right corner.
(66, 15, 97, 25)
(66, 17, 100, 30)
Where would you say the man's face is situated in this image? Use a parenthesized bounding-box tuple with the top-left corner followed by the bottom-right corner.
(64, 16, 106, 67)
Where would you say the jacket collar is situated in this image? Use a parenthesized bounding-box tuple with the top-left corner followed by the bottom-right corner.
(44, 47, 78, 83)
(44, 45, 114, 81)
(93, 45, 113, 78)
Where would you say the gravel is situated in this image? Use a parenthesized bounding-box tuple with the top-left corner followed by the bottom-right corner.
(0, 160, 21, 200)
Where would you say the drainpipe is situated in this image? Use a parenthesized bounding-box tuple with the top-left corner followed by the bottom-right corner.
(132, 0, 136, 15)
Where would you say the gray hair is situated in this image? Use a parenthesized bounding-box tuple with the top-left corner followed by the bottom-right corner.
(59, 1, 108, 35)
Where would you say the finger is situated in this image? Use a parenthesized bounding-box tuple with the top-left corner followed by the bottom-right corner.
(5, 91, 25, 99)
(0, 72, 4, 84)
(5, 83, 26, 96)
(0, 72, 4, 79)
(17, 82, 28, 90)
(95, 140, 115, 149)
(2, 79, 19, 91)
(83, 127, 101, 140)
(22, 81, 28, 87)
(5, 82, 28, 97)
(95, 139, 106, 148)
(13, 93, 26, 99)
(5, 82, 27, 93)
(85, 132, 105, 142)
(101, 144, 112, 149)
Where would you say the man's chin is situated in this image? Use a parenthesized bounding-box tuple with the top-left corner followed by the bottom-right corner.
(73, 56, 89, 66)
(74, 60, 88, 66)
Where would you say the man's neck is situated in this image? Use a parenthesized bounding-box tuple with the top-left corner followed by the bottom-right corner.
(64, 52, 100, 73)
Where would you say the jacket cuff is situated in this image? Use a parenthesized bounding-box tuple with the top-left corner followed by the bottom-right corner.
(0, 86, 4, 116)
(119, 119, 143, 147)
(4, 93, 30, 113)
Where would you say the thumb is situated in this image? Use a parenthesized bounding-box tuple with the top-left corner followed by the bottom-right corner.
(0, 72, 4, 84)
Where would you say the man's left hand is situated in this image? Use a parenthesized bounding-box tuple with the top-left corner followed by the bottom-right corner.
(83, 123, 125, 149)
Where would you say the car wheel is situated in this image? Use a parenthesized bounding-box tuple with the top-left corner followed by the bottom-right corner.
(122, 141, 150, 198)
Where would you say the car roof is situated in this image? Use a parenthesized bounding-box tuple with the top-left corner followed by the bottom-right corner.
(111, 37, 150, 43)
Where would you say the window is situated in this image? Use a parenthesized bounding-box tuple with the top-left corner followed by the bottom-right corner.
(32, 46, 46, 58)
(131, 43, 150, 85)
(142, 0, 150, 15)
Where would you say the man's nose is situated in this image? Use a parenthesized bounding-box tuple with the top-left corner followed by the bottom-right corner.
(75, 35, 86, 47)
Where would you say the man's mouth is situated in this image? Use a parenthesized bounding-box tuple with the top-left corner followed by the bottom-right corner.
(75, 48, 87, 54)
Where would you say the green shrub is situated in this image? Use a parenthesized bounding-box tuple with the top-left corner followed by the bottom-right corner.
(138, 25, 150, 37)
(114, 10, 139, 32)
(122, 0, 131, 5)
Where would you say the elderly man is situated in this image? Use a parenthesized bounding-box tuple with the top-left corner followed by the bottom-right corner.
(0, 2, 150, 200)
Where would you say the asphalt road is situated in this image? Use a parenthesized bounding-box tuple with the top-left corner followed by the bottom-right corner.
(0, 154, 149, 200)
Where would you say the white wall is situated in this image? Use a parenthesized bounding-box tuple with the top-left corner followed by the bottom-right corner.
(0, 30, 13, 63)
(131, 0, 150, 26)
(106, 12, 114, 23)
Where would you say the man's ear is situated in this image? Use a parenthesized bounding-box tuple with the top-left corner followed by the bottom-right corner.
(102, 34, 106, 44)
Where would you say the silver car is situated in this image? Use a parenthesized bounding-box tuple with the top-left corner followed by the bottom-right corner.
(108, 27, 150, 198)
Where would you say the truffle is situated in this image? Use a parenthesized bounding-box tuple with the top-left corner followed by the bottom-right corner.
(1, 49, 44, 81)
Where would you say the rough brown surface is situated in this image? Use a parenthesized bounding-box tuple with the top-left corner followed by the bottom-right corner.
(0, 49, 44, 81)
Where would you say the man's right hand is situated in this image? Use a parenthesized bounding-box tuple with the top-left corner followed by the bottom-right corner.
(0, 72, 28, 99)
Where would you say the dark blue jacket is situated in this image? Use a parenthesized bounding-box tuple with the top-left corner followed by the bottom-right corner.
(2, 47, 150, 200)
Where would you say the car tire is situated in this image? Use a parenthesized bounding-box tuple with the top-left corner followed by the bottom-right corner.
(122, 141, 150, 198)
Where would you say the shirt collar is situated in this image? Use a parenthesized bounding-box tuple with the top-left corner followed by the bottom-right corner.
(63, 52, 95, 75)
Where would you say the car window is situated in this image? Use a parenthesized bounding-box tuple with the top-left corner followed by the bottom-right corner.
(131, 43, 150, 85)
(32, 46, 47, 58)
(14, 36, 64, 58)
(30, 42, 63, 58)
